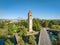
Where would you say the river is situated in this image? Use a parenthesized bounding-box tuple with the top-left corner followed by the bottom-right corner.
(0, 39, 5, 45)
(0, 33, 58, 45)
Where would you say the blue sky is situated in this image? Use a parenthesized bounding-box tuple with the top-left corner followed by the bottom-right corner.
(0, 0, 60, 19)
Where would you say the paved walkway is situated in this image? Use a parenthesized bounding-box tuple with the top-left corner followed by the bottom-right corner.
(38, 28, 52, 45)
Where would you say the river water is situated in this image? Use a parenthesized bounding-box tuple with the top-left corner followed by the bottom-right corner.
(0, 39, 5, 45)
(0, 33, 58, 45)
(0, 37, 16, 45)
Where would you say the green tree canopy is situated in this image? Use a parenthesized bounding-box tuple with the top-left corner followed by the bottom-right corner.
(0, 22, 5, 28)
(5, 39, 14, 45)
(17, 37, 25, 45)
(51, 25, 60, 30)
(29, 35, 37, 45)
(18, 26, 27, 36)
(33, 18, 42, 31)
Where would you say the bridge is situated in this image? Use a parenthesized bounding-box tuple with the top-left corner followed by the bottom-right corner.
(47, 29, 60, 32)
(38, 28, 52, 45)
(38, 28, 60, 45)
(14, 33, 20, 44)
(14, 28, 60, 45)
(14, 29, 51, 45)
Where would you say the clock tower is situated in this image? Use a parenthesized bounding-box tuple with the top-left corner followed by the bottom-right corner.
(28, 11, 32, 32)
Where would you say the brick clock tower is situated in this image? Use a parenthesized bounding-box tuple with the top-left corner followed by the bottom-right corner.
(28, 11, 33, 32)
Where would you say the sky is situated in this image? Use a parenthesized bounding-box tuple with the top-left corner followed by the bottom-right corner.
(0, 0, 60, 19)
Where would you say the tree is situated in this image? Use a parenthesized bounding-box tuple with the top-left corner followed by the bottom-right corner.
(5, 39, 14, 45)
(29, 35, 37, 45)
(0, 29, 8, 38)
(0, 22, 5, 28)
(48, 20, 59, 28)
(33, 18, 42, 31)
(20, 20, 28, 28)
(8, 26, 18, 35)
(17, 37, 25, 45)
(48, 20, 54, 28)
(51, 25, 60, 30)
(42, 20, 50, 28)
(33, 23, 41, 31)
(18, 26, 27, 36)
(7, 23, 19, 35)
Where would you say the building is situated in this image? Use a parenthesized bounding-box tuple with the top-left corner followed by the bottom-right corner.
(28, 10, 33, 32)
